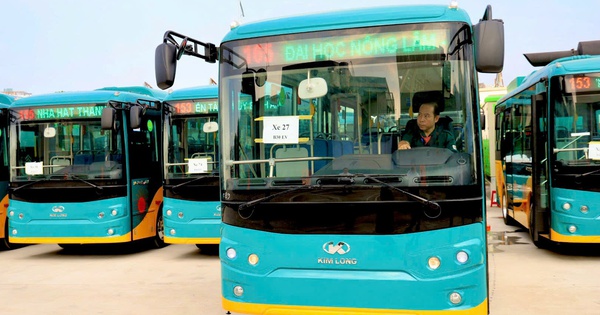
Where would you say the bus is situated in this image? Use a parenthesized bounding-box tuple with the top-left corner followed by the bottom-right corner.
(0, 93, 14, 249)
(7, 87, 168, 248)
(495, 40, 600, 247)
(156, 3, 504, 314)
(162, 85, 221, 250)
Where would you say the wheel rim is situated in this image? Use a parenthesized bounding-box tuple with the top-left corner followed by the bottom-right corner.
(502, 190, 508, 219)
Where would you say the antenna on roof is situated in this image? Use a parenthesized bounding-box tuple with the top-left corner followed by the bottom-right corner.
(231, 0, 246, 29)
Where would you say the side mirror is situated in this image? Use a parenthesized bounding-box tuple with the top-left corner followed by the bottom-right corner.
(298, 76, 328, 100)
(101, 107, 116, 130)
(203, 121, 218, 133)
(130, 106, 143, 129)
(155, 42, 178, 90)
(474, 6, 504, 73)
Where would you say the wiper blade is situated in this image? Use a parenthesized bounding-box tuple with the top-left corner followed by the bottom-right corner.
(237, 185, 319, 211)
(171, 175, 217, 191)
(70, 175, 103, 192)
(361, 174, 440, 211)
(575, 167, 600, 179)
(12, 177, 48, 192)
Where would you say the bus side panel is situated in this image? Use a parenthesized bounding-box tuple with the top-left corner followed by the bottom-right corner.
(550, 187, 600, 243)
(163, 197, 221, 244)
(220, 223, 487, 314)
(8, 197, 130, 244)
(132, 185, 163, 241)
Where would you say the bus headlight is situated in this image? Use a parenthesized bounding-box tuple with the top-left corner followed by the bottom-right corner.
(111, 209, 118, 216)
(233, 285, 244, 297)
(449, 292, 462, 304)
(170, 229, 176, 235)
(428, 256, 441, 270)
(226, 247, 237, 260)
(18, 213, 24, 219)
(248, 253, 259, 266)
(456, 251, 469, 264)
(178, 212, 184, 219)
(9, 211, 14, 216)
(98, 212, 105, 219)
(562, 202, 571, 211)
(568, 225, 577, 233)
(166, 209, 172, 216)
(107, 228, 114, 235)
(580, 205, 589, 214)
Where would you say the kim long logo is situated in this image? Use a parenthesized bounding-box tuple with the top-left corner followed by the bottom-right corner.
(323, 241, 351, 255)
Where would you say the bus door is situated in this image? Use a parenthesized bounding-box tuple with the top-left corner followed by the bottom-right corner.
(531, 93, 550, 241)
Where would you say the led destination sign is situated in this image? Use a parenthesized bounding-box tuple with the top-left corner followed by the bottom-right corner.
(16, 104, 105, 121)
(236, 29, 449, 66)
(172, 100, 218, 115)
(565, 73, 600, 93)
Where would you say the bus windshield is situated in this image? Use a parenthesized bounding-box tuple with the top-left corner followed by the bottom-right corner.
(11, 107, 123, 181)
(220, 22, 478, 187)
(165, 100, 219, 178)
(552, 73, 600, 165)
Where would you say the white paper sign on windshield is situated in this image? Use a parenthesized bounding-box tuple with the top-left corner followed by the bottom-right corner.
(589, 141, 600, 160)
(262, 116, 299, 144)
(188, 158, 208, 173)
(25, 162, 44, 175)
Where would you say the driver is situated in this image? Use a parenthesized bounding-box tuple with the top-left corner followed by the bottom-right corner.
(398, 94, 456, 151)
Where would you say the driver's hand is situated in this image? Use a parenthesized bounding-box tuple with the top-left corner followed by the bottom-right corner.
(398, 140, 411, 150)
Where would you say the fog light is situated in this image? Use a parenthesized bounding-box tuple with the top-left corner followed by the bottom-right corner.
(226, 248, 237, 259)
(12, 229, 17, 235)
(562, 202, 571, 211)
(428, 256, 441, 270)
(248, 254, 259, 266)
(233, 285, 244, 297)
(456, 251, 469, 264)
(107, 228, 114, 235)
(178, 212, 184, 219)
(170, 229, 176, 235)
(580, 205, 589, 214)
(111, 209, 118, 216)
(98, 212, 105, 219)
(568, 225, 577, 233)
(166, 209, 172, 216)
(449, 292, 462, 304)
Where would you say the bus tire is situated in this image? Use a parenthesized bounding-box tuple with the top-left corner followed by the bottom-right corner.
(151, 210, 166, 249)
(502, 187, 517, 226)
(1, 219, 21, 250)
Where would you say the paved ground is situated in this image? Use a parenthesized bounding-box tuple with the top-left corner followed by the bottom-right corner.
(2, 200, 600, 314)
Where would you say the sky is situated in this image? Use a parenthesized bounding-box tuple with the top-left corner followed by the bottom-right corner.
(1, 0, 599, 95)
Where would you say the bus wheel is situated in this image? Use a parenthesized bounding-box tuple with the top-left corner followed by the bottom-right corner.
(196, 244, 219, 255)
(502, 187, 517, 226)
(151, 210, 166, 248)
(1, 220, 21, 250)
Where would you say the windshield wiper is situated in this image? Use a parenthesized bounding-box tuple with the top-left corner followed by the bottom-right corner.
(361, 174, 440, 211)
(236, 185, 319, 211)
(11, 177, 48, 192)
(575, 167, 600, 179)
(171, 175, 218, 191)
(70, 175, 103, 192)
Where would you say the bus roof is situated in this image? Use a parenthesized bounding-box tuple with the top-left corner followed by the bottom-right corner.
(96, 86, 168, 99)
(11, 89, 163, 108)
(0, 93, 14, 107)
(483, 95, 504, 103)
(163, 85, 218, 102)
(223, 5, 471, 42)
(498, 54, 600, 105)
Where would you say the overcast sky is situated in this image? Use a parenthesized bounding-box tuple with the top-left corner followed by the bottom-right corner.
(1, 0, 598, 95)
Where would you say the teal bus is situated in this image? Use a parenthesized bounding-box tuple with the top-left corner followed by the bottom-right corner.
(156, 3, 504, 314)
(7, 87, 168, 248)
(162, 85, 221, 249)
(495, 40, 600, 247)
(0, 94, 13, 249)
